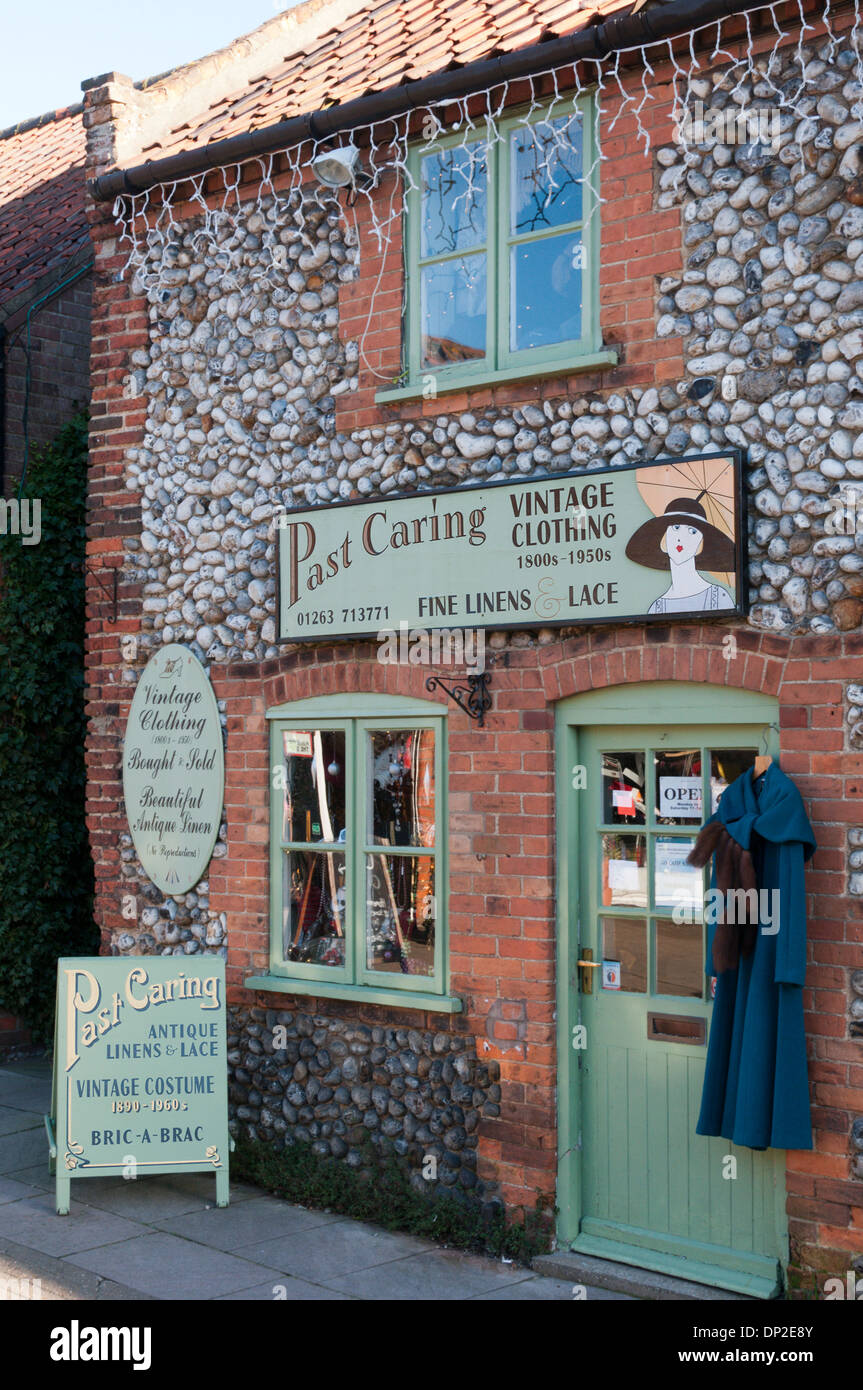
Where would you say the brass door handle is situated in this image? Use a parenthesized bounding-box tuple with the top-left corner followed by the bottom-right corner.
(577, 949, 601, 993)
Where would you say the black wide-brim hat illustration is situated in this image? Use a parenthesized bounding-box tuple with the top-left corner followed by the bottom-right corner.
(625, 495, 735, 572)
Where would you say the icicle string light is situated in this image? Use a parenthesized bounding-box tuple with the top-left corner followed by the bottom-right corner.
(113, 1, 863, 377)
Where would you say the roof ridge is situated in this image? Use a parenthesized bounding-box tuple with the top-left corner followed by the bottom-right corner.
(131, 0, 368, 94)
(0, 103, 84, 144)
(89, 0, 374, 172)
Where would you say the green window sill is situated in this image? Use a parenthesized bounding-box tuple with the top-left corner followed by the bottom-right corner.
(375, 349, 619, 404)
(245, 974, 464, 1013)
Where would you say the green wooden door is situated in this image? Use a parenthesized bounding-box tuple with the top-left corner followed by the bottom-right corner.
(556, 686, 787, 1298)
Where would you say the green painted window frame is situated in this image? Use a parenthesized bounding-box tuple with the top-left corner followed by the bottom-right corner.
(250, 693, 461, 1013)
(377, 92, 613, 404)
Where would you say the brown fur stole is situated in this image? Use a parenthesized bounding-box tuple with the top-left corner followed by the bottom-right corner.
(686, 820, 759, 972)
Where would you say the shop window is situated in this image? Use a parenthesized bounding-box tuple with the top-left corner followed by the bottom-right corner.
(261, 702, 457, 1010)
(378, 94, 612, 401)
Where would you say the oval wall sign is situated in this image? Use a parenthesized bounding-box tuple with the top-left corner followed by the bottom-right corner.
(122, 644, 224, 896)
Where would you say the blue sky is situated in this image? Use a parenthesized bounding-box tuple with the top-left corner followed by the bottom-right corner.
(2, 0, 290, 128)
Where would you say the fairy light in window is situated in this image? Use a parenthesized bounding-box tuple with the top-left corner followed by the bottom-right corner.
(514, 113, 582, 235)
(113, 1, 863, 373)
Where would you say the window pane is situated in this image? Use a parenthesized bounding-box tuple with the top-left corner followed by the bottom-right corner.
(366, 853, 436, 976)
(421, 143, 488, 257)
(655, 917, 703, 998)
(421, 254, 486, 367)
(710, 748, 757, 812)
(367, 729, 435, 847)
(654, 837, 702, 920)
(510, 232, 582, 351)
(511, 113, 583, 235)
(281, 730, 346, 843)
(654, 748, 703, 826)
(283, 850, 346, 967)
(601, 751, 646, 825)
(601, 916, 647, 993)
(601, 833, 647, 909)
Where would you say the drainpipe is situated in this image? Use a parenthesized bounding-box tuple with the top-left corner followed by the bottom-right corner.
(91, 0, 782, 202)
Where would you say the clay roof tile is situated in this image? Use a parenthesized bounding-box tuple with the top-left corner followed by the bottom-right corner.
(0, 107, 87, 306)
(144, 0, 646, 161)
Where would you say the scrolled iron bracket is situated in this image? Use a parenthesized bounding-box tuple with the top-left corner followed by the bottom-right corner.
(425, 670, 492, 727)
(89, 565, 119, 622)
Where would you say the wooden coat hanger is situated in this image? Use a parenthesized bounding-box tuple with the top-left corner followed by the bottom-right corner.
(753, 726, 774, 780)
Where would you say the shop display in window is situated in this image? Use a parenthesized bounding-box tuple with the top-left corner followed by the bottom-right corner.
(272, 717, 442, 992)
(283, 851, 346, 967)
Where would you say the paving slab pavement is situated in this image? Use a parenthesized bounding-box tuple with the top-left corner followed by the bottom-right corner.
(0, 1058, 633, 1303)
(0, 1105, 43, 1136)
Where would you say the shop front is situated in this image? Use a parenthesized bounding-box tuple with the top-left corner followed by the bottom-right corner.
(189, 613, 854, 1298)
(82, 0, 863, 1300)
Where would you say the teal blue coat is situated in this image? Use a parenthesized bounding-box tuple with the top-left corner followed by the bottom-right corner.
(696, 761, 817, 1151)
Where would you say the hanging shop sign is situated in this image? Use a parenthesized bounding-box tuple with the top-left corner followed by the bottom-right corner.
(277, 451, 745, 641)
(122, 643, 224, 895)
(46, 957, 229, 1214)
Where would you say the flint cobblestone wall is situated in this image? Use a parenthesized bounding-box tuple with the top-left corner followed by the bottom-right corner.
(228, 1003, 503, 1207)
(110, 30, 863, 669)
(81, 13, 863, 1286)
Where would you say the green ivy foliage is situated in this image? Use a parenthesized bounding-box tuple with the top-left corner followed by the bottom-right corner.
(0, 412, 98, 1037)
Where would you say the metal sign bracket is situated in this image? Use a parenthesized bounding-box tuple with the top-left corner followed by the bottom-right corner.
(425, 670, 492, 727)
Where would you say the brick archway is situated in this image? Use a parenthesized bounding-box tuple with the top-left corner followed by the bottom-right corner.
(540, 624, 787, 704)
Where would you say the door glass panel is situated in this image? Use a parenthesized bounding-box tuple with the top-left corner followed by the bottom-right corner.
(283, 850, 346, 967)
(601, 833, 647, 908)
(281, 729, 346, 842)
(365, 853, 436, 976)
(601, 916, 647, 993)
(601, 751, 646, 825)
(654, 836, 702, 919)
(367, 729, 436, 847)
(710, 747, 757, 812)
(655, 917, 703, 998)
(654, 748, 704, 824)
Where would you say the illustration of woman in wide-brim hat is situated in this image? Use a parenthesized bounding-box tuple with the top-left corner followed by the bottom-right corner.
(625, 493, 735, 614)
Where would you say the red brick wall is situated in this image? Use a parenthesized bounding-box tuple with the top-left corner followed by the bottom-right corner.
(334, 72, 686, 436)
(79, 6, 863, 1290)
(82, 122, 149, 944)
(333, 0, 851, 437)
(192, 627, 862, 1290)
(2, 272, 92, 493)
